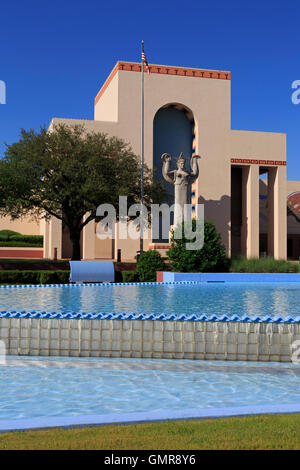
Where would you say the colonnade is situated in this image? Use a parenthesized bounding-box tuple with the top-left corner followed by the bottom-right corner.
(241, 164, 286, 259)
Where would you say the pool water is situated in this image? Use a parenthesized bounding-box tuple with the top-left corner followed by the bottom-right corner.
(0, 357, 300, 421)
(1, 283, 300, 320)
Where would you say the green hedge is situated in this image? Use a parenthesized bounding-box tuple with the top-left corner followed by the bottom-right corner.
(121, 270, 139, 282)
(9, 235, 43, 244)
(114, 270, 139, 282)
(230, 257, 300, 273)
(0, 270, 70, 284)
(0, 231, 43, 247)
(0, 241, 43, 247)
(0, 270, 141, 284)
(0, 230, 21, 240)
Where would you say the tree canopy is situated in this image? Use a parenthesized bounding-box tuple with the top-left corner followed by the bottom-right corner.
(0, 124, 166, 259)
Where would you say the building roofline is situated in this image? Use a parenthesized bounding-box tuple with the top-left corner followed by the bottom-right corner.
(94, 61, 231, 105)
(117, 60, 231, 74)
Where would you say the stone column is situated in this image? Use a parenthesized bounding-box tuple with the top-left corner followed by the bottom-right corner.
(268, 166, 287, 259)
(46, 216, 62, 259)
(267, 167, 275, 256)
(241, 165, 259, 258)
(41, 218, 50, 259)
(82, 213, 95, 260)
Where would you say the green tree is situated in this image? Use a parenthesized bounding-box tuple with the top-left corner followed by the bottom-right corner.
(167, 219, 228, 272)
(0, 124, 166, 260)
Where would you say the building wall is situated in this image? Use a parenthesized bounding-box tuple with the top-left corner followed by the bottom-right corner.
(229, 130, 286, 162)
(94, 69, 119, 122)
(0, 215, 41, 235)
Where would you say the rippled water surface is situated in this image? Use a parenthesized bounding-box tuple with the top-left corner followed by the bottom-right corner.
(1, 283, 300, 319)
(0, 357, 300, 420)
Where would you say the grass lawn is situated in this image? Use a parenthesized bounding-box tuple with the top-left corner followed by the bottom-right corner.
(0, 414, 300, 450)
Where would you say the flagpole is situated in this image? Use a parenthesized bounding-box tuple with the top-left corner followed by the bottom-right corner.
(140, 40, 145, 255)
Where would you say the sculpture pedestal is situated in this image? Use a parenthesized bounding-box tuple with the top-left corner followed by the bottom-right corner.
(148, 243, 171, 257)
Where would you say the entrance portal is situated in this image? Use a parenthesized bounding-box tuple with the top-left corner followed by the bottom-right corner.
(153, 104, 194, 242)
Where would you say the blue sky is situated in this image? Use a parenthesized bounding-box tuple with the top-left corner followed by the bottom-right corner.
(0, 0, 299, 178)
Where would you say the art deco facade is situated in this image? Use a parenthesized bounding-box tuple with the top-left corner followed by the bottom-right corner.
(2, 61, 299, 261)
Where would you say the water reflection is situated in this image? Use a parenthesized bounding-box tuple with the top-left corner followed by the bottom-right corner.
(243, 289, 262, 318)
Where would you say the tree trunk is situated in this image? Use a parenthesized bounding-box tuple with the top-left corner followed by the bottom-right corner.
(70, 231, 81, 260)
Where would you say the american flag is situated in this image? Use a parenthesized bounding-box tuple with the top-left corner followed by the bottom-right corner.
(142, 42, 150, 74)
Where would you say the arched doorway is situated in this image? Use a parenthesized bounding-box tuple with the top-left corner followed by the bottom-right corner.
(153, 104, 195, 242)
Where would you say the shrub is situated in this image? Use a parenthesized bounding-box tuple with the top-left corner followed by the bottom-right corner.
(136, 250, 165, 282)
(121, 270, 139, 283)
(167, 219, 228, 273)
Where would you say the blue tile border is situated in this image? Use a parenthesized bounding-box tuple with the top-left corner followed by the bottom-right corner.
(1, 281, 300, 324)
(0, 281, 198, 288)
(0, 309, 299, 323)
(163, 272, 300, 283)
(1, 403, 300, 433)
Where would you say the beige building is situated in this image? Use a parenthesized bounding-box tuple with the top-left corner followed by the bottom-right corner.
(1, 61, 300, 260)
(0, 216, 41, 236)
